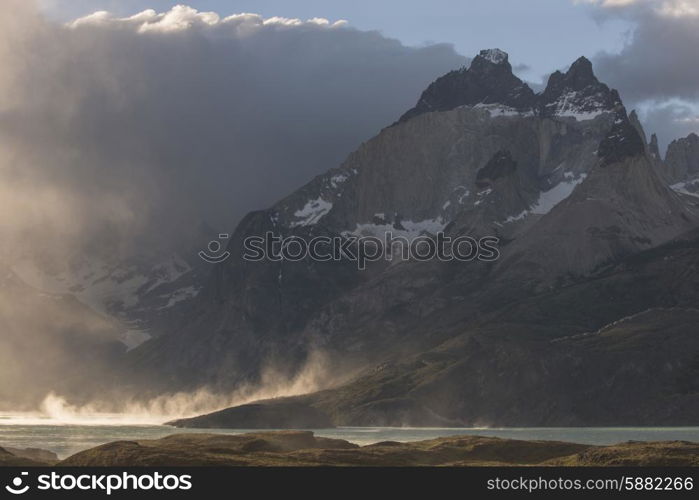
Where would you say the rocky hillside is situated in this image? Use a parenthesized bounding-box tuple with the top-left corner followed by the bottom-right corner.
(124, 50, 699, 426)
(666, 133, 699, 182)
(0, 447, 51, 467)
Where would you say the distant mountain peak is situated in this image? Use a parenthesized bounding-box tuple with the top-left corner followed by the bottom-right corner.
(476, 48, 509, 65)
(397, 48, 536, 123)
(566, 56, 595, 83)
(597, 108, 646, 166)
(544, 57, 597, 92)
(666, 132, 699, 182)
(399, 49, 623, 124)
(540, 56, 620, 120)
(649, 133, 661, 160)
(468, 48, 514, 76)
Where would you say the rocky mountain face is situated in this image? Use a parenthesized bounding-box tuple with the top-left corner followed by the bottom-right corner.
(123, 50, 699, 426)
(498, 107, 696, 284)
(11, 252, 205, 350)
(398, 49, 536, 123)
(540, 57, 622, 120)
(172, 231, 699, 427)
(666, 133, 699, 195)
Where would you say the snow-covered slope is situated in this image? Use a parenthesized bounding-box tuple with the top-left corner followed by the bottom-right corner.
(11, 253, 203, 350)
(498, 108, 698, 282)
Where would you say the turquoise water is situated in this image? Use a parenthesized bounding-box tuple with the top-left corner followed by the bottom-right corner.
(2, 423, 699, 459)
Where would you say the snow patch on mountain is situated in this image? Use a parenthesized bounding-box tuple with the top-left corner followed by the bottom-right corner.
(474, 188, 493, 206)
(291, 198, 333, 227)
(159, 285, 199, 309)
(504, 210, 529, 223)
(346, 217, 447, 240)
(330, 173, 349, 188)
(532, 173, 587, 214)
(11, 254, 197, 349)
(12, 255, 192, 314)
(671, 178, 699, 198)
(548, 91, 612, 121)
(472, 103, 534, 118)
(503, 173, 587, 224)
(457, 188, 471, 204)
(479, 48, 508, 65)
(144, 258, 190, 293)
(121, 329, 152, 351)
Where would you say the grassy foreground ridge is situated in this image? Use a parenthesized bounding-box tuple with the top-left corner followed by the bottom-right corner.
(2, 431, 698, 467)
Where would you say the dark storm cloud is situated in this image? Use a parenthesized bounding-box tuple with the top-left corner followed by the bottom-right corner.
(582, 0, 699, 151)
(592, 2, 699, 102)
(0, 3, 466, 259)
(639, 101, 699, 149)
(0, 2, 467, 410)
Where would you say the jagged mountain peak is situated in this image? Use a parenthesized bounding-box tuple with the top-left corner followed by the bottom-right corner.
(597, 108, 646, 166)
(666, 132, 699, 183)
(676, 132, 699, 144)
(399, 50, 624, 124)
(397, 48, 536, 123)
(628, 109, 645, 132)
(667, 132, 699, 153)
(540, 56, 621, 120)
(649, 133, 661, 160)
(555, 56, 595, 88)
(473, 48, 509, 66)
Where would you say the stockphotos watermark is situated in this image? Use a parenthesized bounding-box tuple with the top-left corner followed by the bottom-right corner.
(4, 470, 192, 496)
(238, 231, 500, 269)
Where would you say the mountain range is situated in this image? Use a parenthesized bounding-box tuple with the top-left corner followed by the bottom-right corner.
(7, 49, 699, 424)
(135, 49, 699, 426)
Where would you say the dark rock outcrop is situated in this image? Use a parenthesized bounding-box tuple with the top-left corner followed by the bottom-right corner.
(475, 150, 518, 188)
(666, 133, 699, 183)
(399, 49, 537, 123)
(597, 108, 646, 166)
(166, 400, 334, 429)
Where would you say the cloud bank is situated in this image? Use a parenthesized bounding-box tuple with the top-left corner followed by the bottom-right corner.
(0, 2, 466, 263)
(0, 1, 466, 409)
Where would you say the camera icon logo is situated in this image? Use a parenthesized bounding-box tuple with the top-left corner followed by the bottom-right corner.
(199, 233, 231, 263)
(5, 472, 29, 495)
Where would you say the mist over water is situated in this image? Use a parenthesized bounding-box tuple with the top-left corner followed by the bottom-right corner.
(5, 350, 339, 425)
(0, 1, 465, 411)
